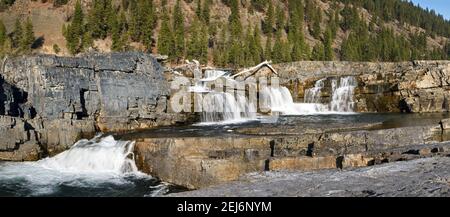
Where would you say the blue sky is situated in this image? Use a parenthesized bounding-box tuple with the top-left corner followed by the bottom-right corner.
(410, 0, 450, 20)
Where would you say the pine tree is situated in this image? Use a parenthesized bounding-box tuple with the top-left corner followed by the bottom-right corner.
(288, 0, 309, 61)
(272, 31, 283, 63)
(311, 7, 322, 39)
(88, 0, 113, 39)
(243, 27, 254, 66)
(329, 10, 337, 40)
(312, 43, 325, 60)
(111, 12, 123, 51)
(142, 0, 155, 51)
(0, 19, 6, 48)
(229, 0, 242, 39)
(65, 1, 84, 55)
(202, 0, 211, 24)
(196, 0, 202, 19)
(275, 4, 285, 32)
(173, 0, 185, 62)
(187, 17, 200, 60)
(323, 28, 333, 60)
(213, 24, 229, 66)
(199, 23, 209, 64)
(12, 18, 22, 48)
(128, 0, 139, 41)
(262, 0, 274, 34)
(264, 33, 272, 60)
(252, 25, 264, 63)
(157, 9, 174, 58)
(20, 17, 35, 54)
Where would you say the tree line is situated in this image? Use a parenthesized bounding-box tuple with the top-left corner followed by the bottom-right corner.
(1, 0, 450, 65)
(0, 18, 35, 57)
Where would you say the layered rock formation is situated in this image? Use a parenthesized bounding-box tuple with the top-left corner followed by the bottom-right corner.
(170, 156, 450, 197)
(274, 61, 450, 113)
(133, 119, 450, 189)
(0, 52, 193, 161)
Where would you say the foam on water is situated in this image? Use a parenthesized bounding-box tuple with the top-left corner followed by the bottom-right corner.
(0, 135, 166, 196)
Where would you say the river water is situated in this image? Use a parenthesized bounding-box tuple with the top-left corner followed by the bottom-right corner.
(1, 73, 448, 196)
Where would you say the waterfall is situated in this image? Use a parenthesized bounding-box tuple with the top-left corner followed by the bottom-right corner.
(38, 135, 138, 174)
(330, 76, 357, 112)
(189, 68, 358, 124)
(200, 92, 256, 123)
(302, 76, 357, 113)
(304, 78, 325, 103)
(0, 135, 161, 196)
(190, 69, 256, 124)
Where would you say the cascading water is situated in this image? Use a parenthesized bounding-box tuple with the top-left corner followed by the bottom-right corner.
(189, 63, 358, 124)
(330, 76, 357, 112)
(302, 76, 357, 113)
(38, 135, 138, 174)
(0, 135, 170, 196)
(304, 78, 325, 104)
(190, 69, 257, 124)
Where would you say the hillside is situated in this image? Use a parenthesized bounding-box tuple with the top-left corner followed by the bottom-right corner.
(0, 0, 450, 67)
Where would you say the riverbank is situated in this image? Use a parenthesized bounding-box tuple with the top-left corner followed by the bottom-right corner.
(169, 156, 450, 197)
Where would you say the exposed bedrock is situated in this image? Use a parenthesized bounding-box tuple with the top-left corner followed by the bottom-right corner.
(0, 52, 195, 160)
(274, 61, 450, 113)
(134, 122, 450, 189)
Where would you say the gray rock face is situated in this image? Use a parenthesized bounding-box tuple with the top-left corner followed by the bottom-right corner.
(0, 52, 193, 160)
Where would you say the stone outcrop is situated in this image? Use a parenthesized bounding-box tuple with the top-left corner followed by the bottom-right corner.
(170, 156, 450, 197)
(134, 121, 449, 189)
(273, 61, 450, 113)
(0, 52, 194, 160)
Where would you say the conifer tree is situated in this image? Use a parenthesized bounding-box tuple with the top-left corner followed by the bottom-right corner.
(262, 0, 274, 34)
(21, 17, 35, 54)
(88, 0, 113, 39)
(312, 43, 325, 60)
(157, 9, 174, 58)
(329, 10, 337, 40)
(252, 25, 264, 63)
(311, 7, 322, 39)
(229, 0, 242, 39)
(173, 0, 185, 62)
(111, 12, 124, 51)
(196, 0, 202, 19)
(275, 4, 285, 32)
(323, 28, 333, 60)
(202, 0, 211, 24)
(65, 0, 84, 55)
(264, 33, 272, 60)
(199, 23, 209, 64)
(272, 31, 283, 63)
(0, 19, 6, 48)
(142, 0, 156, 51)
(12, 18, 22, 48)
(244, 27, 254, 65)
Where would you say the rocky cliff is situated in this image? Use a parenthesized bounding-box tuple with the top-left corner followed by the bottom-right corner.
(0, 52, 193, 161)
(275, 61, 450, 113)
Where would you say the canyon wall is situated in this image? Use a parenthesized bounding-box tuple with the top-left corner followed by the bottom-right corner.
(0, 52, 194, 161)
(274, 61, 450, 113)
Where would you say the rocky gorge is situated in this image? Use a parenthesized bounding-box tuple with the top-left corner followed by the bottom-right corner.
(0, 52, 194, 161)
(1, 52, 450, 196)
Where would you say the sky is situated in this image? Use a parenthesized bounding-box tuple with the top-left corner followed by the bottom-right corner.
(410, 0, 450, 20)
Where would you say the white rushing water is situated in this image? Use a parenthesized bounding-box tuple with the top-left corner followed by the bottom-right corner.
(191, 69, 257, 125)
(189, 67, 358, 124)
(330, 76, 357, 112)
(0, 135, 163, 196)
(301, 76, 357, 114)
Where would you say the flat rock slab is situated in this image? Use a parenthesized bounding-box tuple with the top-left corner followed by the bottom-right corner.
(170, 156, 450, 197)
